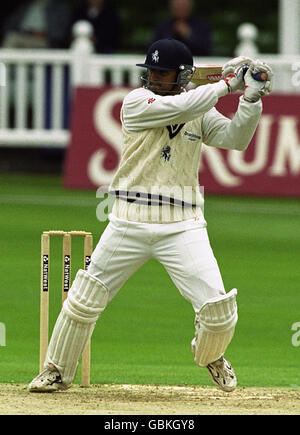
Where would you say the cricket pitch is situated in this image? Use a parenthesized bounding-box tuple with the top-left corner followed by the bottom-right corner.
(0, 383, 299, 415)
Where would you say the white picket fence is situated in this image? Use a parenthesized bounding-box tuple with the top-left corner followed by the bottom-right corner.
(0, 21, 299, 149)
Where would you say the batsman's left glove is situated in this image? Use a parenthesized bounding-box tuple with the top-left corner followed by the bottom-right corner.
(222, 56, 253, 93)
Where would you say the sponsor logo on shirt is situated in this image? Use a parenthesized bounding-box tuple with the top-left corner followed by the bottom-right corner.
(184, 131, 202, 141)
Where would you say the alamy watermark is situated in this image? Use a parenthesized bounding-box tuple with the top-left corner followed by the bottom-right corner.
(95, 181, 205, 223)
(0, 322, 6, 346)
(291, 322, 300, 347)
(0, 63, 6, 87)
(291, 62, 300, 88)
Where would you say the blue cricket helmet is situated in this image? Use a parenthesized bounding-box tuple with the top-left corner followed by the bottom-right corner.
(137, 38, 194, 71)
(136, 39, 195, 93)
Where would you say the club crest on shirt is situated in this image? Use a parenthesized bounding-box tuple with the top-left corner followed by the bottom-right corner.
(161, 146, 171, 162)
(166, 124, 185, 139)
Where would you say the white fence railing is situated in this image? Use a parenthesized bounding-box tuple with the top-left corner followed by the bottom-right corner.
(0, 23, 299, 149)
(0, 50, 72, 147)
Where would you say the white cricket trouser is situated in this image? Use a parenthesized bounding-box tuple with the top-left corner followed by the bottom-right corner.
(88, 214, 225, 312)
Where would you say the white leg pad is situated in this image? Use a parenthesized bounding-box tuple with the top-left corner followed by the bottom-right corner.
(191, 289, 238, 367)
(45, 269, 108, 385)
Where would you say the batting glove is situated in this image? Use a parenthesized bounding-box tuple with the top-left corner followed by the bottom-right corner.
(244, 60, 274, 102)
(222, 56, 253, 93)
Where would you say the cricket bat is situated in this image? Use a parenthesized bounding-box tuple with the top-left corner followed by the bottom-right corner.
(190, 65, 268, 86)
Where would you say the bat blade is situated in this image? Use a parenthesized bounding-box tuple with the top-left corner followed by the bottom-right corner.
(190, 65, 223, 86)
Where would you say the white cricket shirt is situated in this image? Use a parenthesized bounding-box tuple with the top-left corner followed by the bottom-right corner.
(110, 81, 262, 223)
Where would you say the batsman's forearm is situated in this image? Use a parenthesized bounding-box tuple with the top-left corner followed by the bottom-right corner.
(202, 96, 262, 151)
(123, 82, 229, 132)
(227, 97, 263, 151)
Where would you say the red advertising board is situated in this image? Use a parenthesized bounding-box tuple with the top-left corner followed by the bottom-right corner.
(64, 86, 300, 196)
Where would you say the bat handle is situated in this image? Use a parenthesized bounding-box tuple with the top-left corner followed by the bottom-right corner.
(252, 71, 268, 82)
(241, 66, 268, 82)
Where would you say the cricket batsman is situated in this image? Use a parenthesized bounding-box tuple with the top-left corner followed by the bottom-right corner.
(29, 38, 273, 393)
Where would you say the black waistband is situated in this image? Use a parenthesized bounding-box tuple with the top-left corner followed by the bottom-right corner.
(109, 190, 196, 208)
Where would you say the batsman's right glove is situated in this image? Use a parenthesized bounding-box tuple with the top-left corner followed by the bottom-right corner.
(244, 60, 274, 102)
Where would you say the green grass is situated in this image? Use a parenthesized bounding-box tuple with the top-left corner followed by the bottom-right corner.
(0, 173, 300, 388)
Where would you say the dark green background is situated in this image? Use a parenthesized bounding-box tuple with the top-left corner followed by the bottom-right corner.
(0, 0, 279, 55)
(109, 0, 279, 55)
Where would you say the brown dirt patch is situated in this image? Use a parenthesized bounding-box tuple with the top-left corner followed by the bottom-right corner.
(0, 383, 300, 415)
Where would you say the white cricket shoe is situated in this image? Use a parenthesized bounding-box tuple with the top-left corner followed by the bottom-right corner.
(206, 356, 237, 392)
(28, 365, 71, 393)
